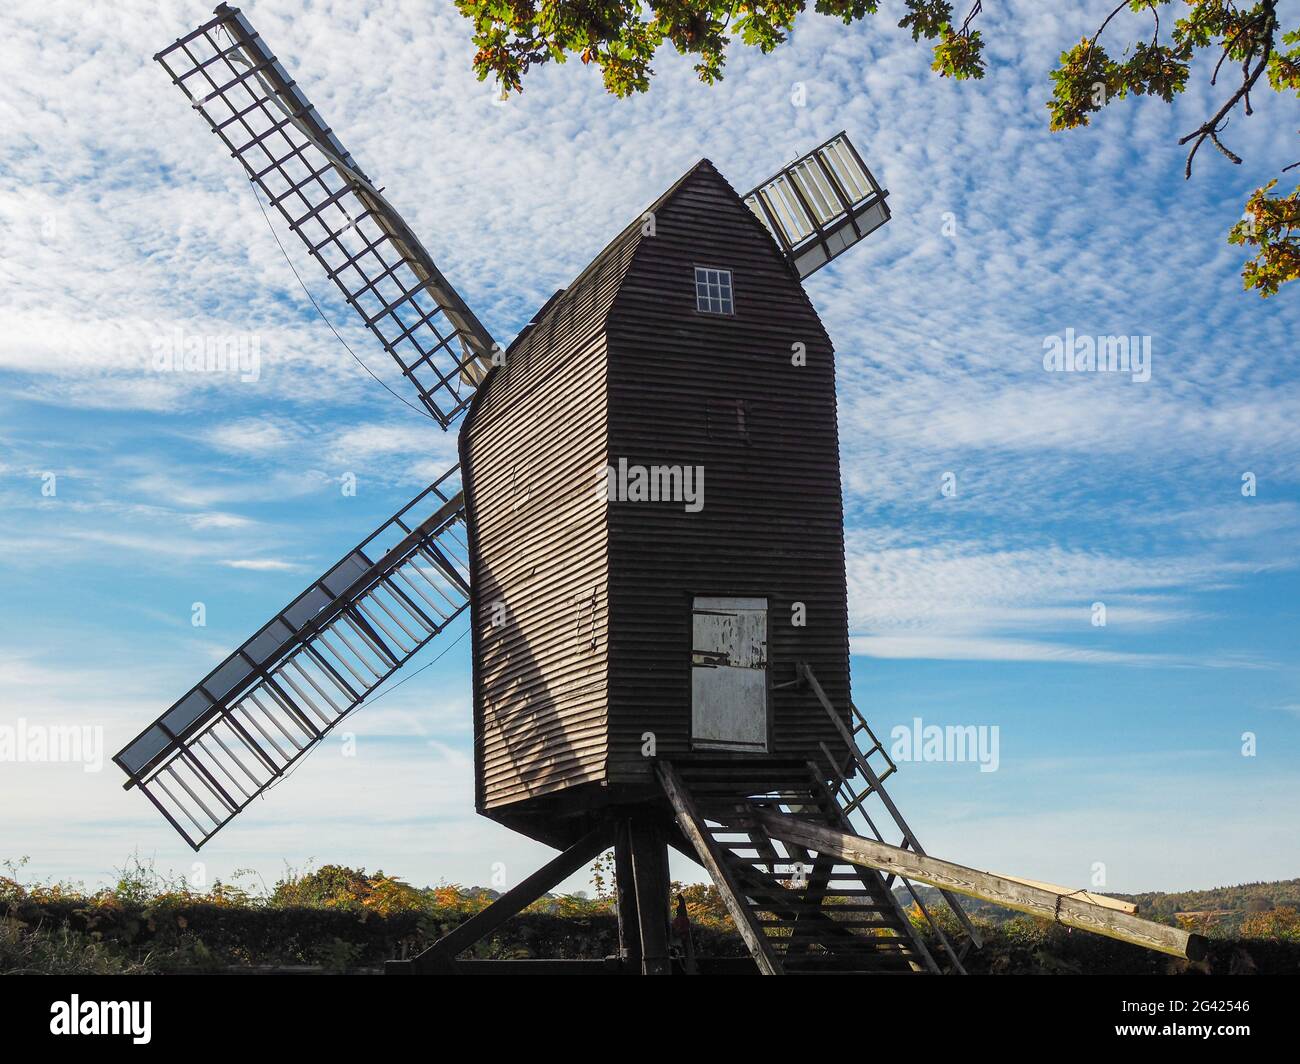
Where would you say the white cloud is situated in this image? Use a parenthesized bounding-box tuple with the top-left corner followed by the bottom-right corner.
(127, 469, 332, 509)
(207, 419, 298, 455)
(848, 537, 1243, 632)
(183, 511, 256, 531)
(851, 634, 1262, 669)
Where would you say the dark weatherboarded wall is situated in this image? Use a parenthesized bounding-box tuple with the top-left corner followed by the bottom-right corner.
(604, 161, 851, 784)
(461, 228, 639, 816)
(461, 159, 852, 833)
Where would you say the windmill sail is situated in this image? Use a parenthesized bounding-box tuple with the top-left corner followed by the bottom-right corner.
(155, 4, 495, 428)
(114, 467, 470, 849)
(742, 132, 891, 279)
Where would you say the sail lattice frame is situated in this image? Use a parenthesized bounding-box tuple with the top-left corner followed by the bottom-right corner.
(114, 466, 470, 849)
(155, 3, 494, 427)
(742, 132, 891, 279)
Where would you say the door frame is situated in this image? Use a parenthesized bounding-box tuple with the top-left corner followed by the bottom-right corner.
(688, 592, 772, 753)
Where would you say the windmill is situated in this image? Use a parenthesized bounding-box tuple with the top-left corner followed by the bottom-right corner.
(115, 4, 1208, 975)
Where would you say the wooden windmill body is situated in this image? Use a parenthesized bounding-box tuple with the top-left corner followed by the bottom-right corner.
(114, 5, 1209, 975)
(463, 159, 853, 841)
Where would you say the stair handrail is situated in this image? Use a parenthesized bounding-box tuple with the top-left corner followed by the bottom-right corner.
(796, 661, 985, 952)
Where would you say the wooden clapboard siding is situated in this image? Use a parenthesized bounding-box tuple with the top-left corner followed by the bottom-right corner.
(605, 161, 851, 783)
(461, 220, 645, 814)
(461, 159, 852, 829)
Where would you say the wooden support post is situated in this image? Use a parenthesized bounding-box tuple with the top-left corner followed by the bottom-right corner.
(390, 823, 612, 974)
(753, 808, 1209, 961)
(628, 817, 672, 975)
(613, 818, 642, 969)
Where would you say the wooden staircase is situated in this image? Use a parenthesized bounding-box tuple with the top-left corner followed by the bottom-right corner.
(660, 759, 943, 974)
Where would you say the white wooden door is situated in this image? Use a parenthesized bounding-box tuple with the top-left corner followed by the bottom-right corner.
(691, 596, 768, 751)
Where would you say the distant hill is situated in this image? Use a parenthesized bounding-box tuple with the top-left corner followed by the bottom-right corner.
(899, 878, 1300, 936)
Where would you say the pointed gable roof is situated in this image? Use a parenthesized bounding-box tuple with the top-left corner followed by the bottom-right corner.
(465, 161, 716, 395)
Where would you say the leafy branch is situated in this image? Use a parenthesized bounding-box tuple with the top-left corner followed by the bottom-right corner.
(455, 1, 1300, 296)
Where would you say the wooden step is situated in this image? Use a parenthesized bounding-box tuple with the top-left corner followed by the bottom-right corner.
(658, 760, 941, 975)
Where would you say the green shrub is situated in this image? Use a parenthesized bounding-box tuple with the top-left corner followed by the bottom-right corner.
(0, 919, 152, 975)
(3, 859, 1297, 974)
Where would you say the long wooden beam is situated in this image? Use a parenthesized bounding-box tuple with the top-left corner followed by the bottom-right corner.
(998, 874, 1136, 914)
(753, 808, 1208, 961)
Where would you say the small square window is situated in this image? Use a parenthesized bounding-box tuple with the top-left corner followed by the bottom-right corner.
(694, 266, 734, 315)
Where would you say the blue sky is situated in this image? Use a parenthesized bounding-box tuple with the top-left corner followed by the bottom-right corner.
(1, 0, 1297, 898)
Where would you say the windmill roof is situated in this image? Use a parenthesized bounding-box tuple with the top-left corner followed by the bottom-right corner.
(548, 159, 714, 306)
(459, 156, 756, 444)
(500, 158, 717, 362)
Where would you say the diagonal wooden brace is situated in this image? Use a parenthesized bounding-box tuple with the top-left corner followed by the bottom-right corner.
(387, 823, 613, 974)
(658, 762, 784, 975)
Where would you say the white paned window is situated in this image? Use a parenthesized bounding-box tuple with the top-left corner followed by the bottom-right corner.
(694, 266, 734, 315)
